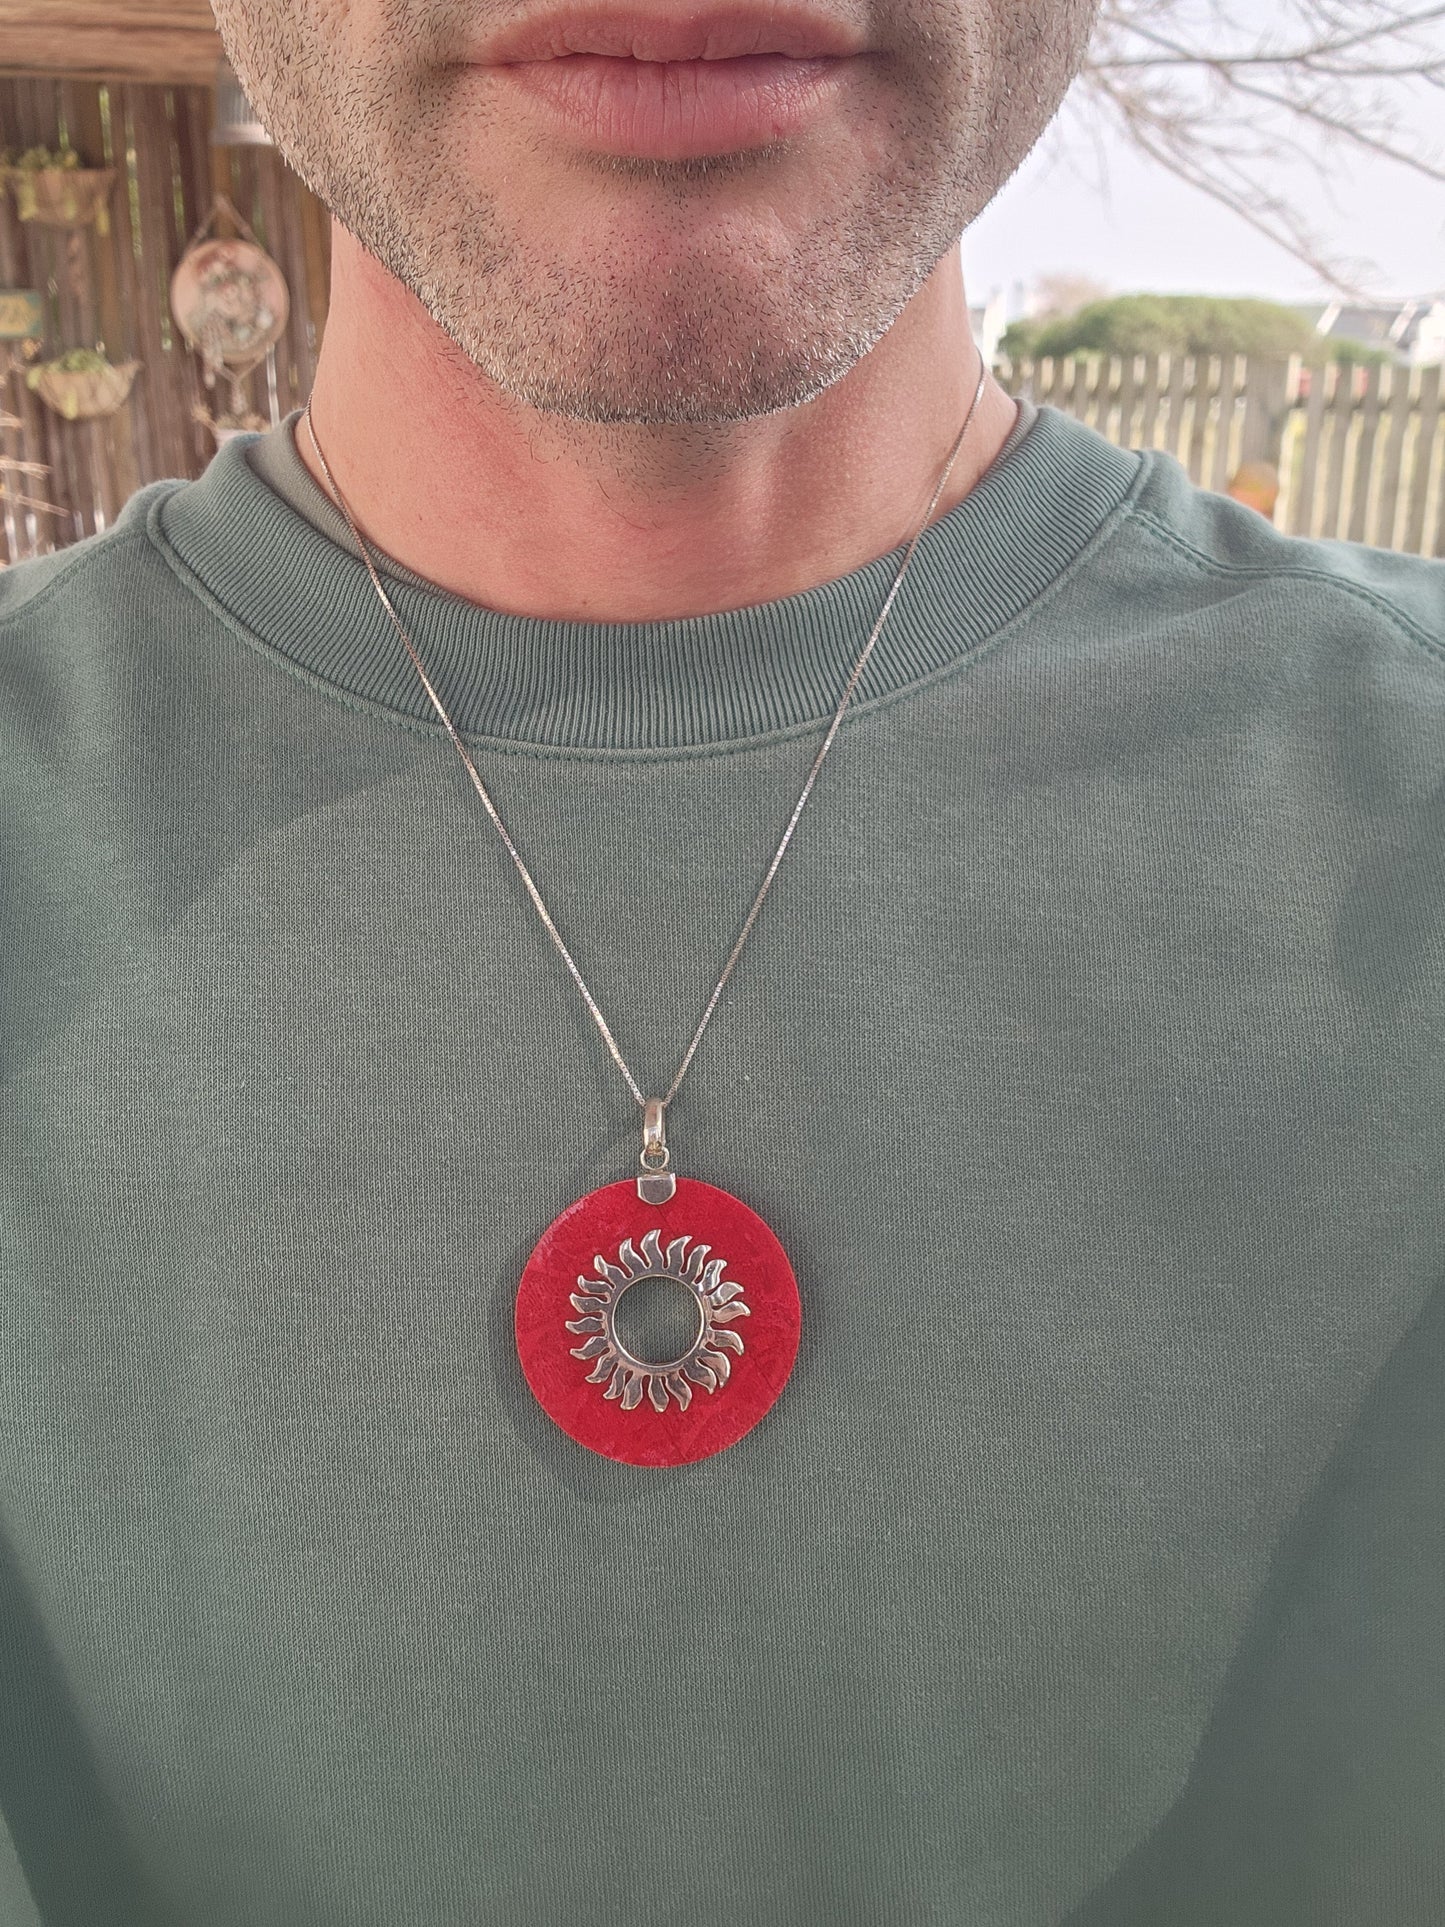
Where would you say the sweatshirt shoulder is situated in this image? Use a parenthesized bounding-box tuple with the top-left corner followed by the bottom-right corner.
(0, 479, 204, 766)
(0, 478, 184, 633)
(1123, 446, 1445, 669)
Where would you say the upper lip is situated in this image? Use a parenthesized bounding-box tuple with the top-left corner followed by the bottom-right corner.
(469, 6, 868, 63)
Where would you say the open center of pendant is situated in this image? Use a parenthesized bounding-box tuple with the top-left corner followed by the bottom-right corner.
(612, 1276, 705, 1367)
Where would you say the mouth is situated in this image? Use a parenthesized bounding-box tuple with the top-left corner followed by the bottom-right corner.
(464, 8, 867, 162)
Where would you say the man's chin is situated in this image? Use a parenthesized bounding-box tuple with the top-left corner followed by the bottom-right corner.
(350, 158, 908, 426)
(459, 343, 854, 427)
(434, 268, 873, 425)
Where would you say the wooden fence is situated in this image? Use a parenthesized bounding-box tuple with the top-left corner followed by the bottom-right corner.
(0, 73, 327, 563)
(998, 351, 1445, 557)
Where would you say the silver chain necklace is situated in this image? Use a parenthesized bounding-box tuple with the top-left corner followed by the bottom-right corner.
(302, 355, 985, 1166)
(301, 354, 988, 1464)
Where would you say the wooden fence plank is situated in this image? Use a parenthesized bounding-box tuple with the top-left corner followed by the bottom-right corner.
(120, 81, 183, 474)
(253, 146, 297, 418)
(275, 161, 319, 404)
(54, 216, 104, 536)
(218, 140, 273, 425)
(1320, 362, 1352, 538)
(169, 79, 222, 442)
(1186, 355, 1214, 484)
(1237, 354, 1266, 469)
(58, 77, 113, 531)
(0, 102, 47, 558)
(1106, 353, 1123, 442)
(67, 77, 137, 519)
(20, 76, 91, 547)
(1346, 360, 1383, 544)
(1068, 353, 1090, 431)
(1401, 364, 1441, 557)
(176, 83, 251, 438)
(1162, 349, 1188, 466)
(1239, 353, 1291, 469)
(1134, 351, 1162, 450)
(1209, 352, 1244, 492)
(1291, 359, 1329, 537)
(1114, 351, 1139, 450)
(0, 88, 50, 552)
(130, 79, 207, 474)
(1374, 363, 1415, 553)
(296, 179, 330, 365)
(1095, 353, 1116, 441)
(101, 77, 159, 486)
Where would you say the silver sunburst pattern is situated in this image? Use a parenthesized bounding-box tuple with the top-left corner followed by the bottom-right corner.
(566, 1228, 751, 1414)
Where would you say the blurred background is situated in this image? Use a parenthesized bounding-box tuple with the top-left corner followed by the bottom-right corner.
(0, 0, 1440, 563)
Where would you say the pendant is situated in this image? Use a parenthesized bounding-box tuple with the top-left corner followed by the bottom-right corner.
(515, 1102, 801, 1466)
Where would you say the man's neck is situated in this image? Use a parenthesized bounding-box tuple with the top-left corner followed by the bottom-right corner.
(296, 222, 1018, 623)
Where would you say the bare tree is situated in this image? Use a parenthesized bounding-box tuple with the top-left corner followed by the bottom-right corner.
(1071, 0, 1445, 292)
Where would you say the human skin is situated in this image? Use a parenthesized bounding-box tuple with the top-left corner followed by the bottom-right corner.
(210, 0, 1100, 621)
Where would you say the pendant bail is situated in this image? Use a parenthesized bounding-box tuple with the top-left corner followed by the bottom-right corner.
(638, 1097, 676, 1204)
(642, 1098, 668, 1167)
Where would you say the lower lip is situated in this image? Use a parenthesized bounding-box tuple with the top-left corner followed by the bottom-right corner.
(488, 53, 849, 160)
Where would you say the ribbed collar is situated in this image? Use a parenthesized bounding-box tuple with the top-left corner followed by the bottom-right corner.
(151, 404, 1142, 756)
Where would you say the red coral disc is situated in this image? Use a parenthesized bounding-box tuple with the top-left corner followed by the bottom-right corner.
(515, 1177, 801, 1467)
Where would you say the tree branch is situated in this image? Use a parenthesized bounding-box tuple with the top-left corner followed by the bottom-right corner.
(1070, 0, 1445, 292)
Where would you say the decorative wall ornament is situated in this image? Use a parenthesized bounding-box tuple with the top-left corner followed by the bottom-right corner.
(170, 193, 289, 446)
(0, 290, 44, 341)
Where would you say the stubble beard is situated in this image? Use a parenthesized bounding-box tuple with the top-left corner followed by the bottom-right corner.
(216, 7, 1094, 427)
(294, 111, 971, 425)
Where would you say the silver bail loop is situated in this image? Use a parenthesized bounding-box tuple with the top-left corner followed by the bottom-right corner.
(641, 1097, 669, 1171)
(638, 1098, 677, 1204)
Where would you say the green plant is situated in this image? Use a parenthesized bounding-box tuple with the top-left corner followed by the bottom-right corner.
(29, 348, 112, 377)
(1027, 293, 1320, 360)
(9, 145, 83, 173)
(1321, 337, 1391, 366)
(998, 318, 1046, 362)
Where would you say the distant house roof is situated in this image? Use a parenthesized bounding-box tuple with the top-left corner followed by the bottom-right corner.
(1291, 295, 1445, 364)
(1311, 296, 1442, 342)
(1328, 306, 1402, 347)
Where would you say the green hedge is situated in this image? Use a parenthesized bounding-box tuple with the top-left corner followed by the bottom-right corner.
(999, 294, 1388, 365)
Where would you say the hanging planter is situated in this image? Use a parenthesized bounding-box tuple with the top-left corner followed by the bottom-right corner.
(1, 147, 116, 235)
(26, 349, 141, 422)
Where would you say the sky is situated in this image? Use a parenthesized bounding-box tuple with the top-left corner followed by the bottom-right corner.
(963, 16, 1445, 315)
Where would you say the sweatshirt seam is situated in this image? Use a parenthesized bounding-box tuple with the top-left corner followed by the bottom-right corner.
(1128, 504, 1445, 667)
(143, 454, 1145, 766)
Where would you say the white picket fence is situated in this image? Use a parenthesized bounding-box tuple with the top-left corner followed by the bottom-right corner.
(997, 352, 1445, 557)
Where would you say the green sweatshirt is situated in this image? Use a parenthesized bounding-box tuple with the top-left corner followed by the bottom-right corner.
(2, 399, 1443, 1927)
